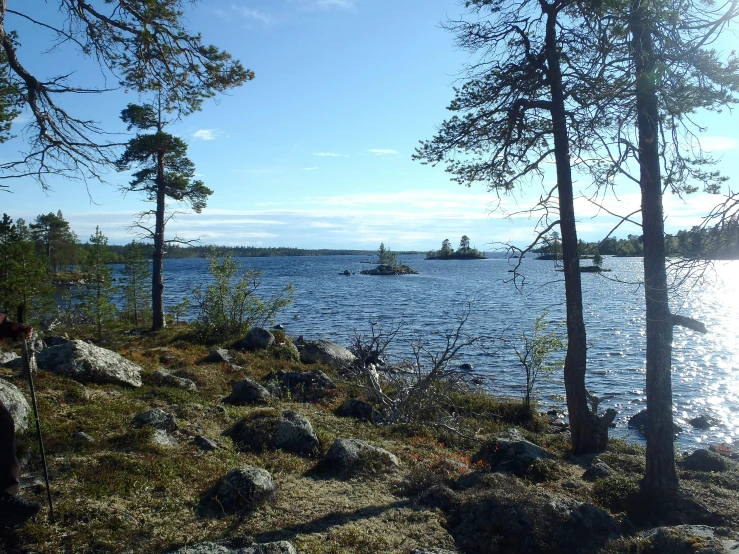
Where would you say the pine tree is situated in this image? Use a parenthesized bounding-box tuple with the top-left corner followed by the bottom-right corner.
(81, 227, 117, 342)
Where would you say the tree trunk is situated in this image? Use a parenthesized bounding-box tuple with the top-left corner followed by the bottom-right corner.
(544, 4, 610, 454)
(151, 149, 167, 331)
(631, 0, 678, 495)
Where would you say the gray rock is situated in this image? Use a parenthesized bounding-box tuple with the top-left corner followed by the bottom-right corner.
(165, 541, 297, 554)
(206, 348, 233, 364)
(132, 408, 178, 432)
(583, 459, 616, 481)
(152, 370, 197, 391)
(689, 415, 721, 430)
(0, 350, 19, 365)
(271, 339, 300, 362)
(44, 335, 70, 347)
(72, 431, 94, 442)
(217, 466, 275, 511)
(194, 435, 218, 451)
(264, 369, 336, 402)
(498, 428, 526, 442)
(710, 443, 739, 461)
(411, 549, 459, 554)
(0, 378, 31, 433)
(323, 438, 399, 475)
(230, 409, 318, 456)
(298, 339, 356, 369)
(238, 328, 275, 351)
(152, 429, 178, 446)
(639, 525, 739, 553)
(33, 340, 143, 387)
(681, 449, 732, 472)
(335, 398, 384, 423)
(274, 410, 320, 456)
(474, 438, 553, 475)
(628, 409, 682, 434)
(226, 377, 272, 405)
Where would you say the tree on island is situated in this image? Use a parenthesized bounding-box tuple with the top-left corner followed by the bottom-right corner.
(592, 250, 603, 269)
(427, 236, 485, 260)
(459, 235, 470, 253)
(377, 242, 399, 267)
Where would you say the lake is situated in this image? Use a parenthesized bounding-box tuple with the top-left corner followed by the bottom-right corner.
(144, 253, 738, 451)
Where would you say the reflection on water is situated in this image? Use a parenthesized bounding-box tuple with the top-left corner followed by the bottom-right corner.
(142, 254, 737, 451)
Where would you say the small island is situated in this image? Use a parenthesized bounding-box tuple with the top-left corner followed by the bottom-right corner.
(426, 236, 486, 260)
(360, 243, 419, 275)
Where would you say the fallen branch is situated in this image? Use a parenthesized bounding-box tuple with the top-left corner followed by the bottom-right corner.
(671, 314, 708, 334)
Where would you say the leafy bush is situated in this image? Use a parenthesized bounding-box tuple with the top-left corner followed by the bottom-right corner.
(191, 249, 293, 343)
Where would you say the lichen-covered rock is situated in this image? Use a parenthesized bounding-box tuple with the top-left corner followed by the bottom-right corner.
(473, 438, 554, 475)
(132, 408, 178, 432)
(270, 339, 300, 362)
(33, 340, 143, 387)
(335, 398, 384, 423)
(152, 429, 178, 446)
(238, 328, 274, 351)
(411, 548, 459, 554)
(583, 459, 616, 482)
(323, 438, 399, 476)
(298, 339, 356, 369)
(217, 466, 275, 511)
(265, 369, 337, 402)
(229, 409, 318, 456)
(165, 541, 297, 554)
(152, 370, 197, 391)
(639, 525, 739, 554)
(194, 435, 219, 451)
(0, 350, 19, 365)
(0, 378, 30, 433)
(226, 377, 271, 405)
(206, 347, 234, 364)
(681, 449, 732, 472)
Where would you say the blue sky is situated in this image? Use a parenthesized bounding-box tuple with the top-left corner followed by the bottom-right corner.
(2, 0, 738, 250)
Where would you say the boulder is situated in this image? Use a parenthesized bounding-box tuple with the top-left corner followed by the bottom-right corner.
(298, 339, 356, 369)
(411, 549, 459, 554)
(206, 347, 234, 364)
(225, 377, 272, 405)
(229, 409, 319, 456)
(72, 432, 94, 443)
(0, 350, 19, 365)
(689, 415, 721, 430)
(264, 369, 337, 402)
(710, 443, 739, 461)
(583, 459, 616, 482)
(33, 340, 143, 387)
(323, 438, 399, 476)
(194, 435, 219, 452)
(166, 541, 297, 554)
(680, 449, 732, 472)
(446, 485, 619, 554)
(152, 429, 178, 446)
(270, 339, 300, 362)
(0, 378, 31, 433)
(217, 466, 275, 511)
(472, 438, 554, 475)
(238, 328, 274, 352)
(152, 370, 197, 391)
(44, 335, 70, 347)
(335, 398, 384, 424)
(628, 409, 682, 434)
(639, 525, 739, 554)
(132, 408, 178, 432)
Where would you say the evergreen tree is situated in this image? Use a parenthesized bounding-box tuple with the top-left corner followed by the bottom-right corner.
(459, 235, 470, 253)
(29, 211, 77, 272)
(116, 102, 213, 331)
(80, 227, 117, 342)
(122, 241, 151, 325)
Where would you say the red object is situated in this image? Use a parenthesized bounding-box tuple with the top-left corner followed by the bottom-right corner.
(0, 313, 33, 341)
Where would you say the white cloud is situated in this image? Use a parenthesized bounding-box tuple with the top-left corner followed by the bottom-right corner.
(290, 0, 356, 11)
(237, 7, 274, 23)
(313, 152, 342, 157)
(368, 149, 398, 155)
(192, 129, 221, 141)
(690, 136, 739, 153)
(303, 167, 319, 171)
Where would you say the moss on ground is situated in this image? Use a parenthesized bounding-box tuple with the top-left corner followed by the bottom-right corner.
(1, 324, 738, 553)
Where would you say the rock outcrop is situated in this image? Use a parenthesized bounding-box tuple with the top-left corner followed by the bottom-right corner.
(265, 369, 337, 402)
(335, 398, 384, 424)
(237, 328, 274, 352)
(473, 438, 554, 475)
(680, 449, 733, 472)
(0, 378, 31, 433)
(298, 339, 356, 369)
(33, 340, 143, 387)
(152, 370, 197, 391)
(217, 466, 275, 511)
(132, 408, 178, 432)
(229, 409, 319, 456)
(225, 377, 272, 405)
(166, 541, 296, 554)
(323, 438, 399, 476)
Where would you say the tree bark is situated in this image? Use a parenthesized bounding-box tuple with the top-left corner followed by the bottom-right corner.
(151, 148, 167, 331)
(544, 3, 610, 454)
(631, 0, 679, 495)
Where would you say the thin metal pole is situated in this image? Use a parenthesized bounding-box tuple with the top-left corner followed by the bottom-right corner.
(22, 340, 54, 523)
